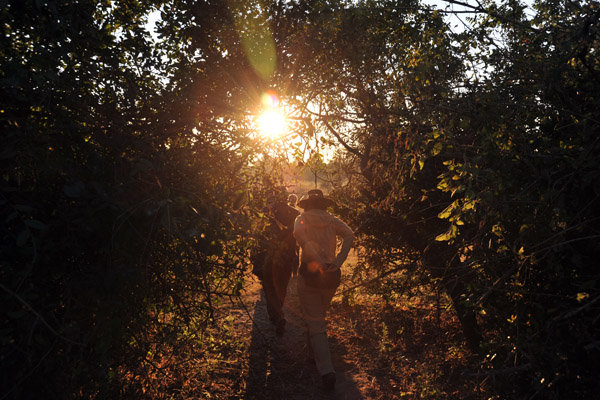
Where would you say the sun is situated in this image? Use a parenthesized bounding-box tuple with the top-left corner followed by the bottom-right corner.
(256, 91, 287, 139)
(257, 109, 286, 139)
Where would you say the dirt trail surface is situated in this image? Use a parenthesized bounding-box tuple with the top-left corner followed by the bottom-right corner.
(229, 274, 372, 400)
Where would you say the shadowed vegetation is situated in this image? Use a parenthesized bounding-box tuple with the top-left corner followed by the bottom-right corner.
(2, 0, 599, 399)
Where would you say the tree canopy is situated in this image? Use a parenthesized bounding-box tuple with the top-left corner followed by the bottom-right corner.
(1, 0, 599, 398)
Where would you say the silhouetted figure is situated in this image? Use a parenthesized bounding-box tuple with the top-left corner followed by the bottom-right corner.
(253, 197, 299, 336)
(293, 189, 354, 391)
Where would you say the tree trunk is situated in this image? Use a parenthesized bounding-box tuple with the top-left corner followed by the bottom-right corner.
(422, 242, 482, 352)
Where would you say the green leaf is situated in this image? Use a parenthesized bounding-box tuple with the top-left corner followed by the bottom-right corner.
(437, 178, 450, 190)
(576, 293, 589, 302)
(435, 224, 458, 241)
(438, 201, 457, 219)
(492, 224, 503, 237)
(463, 200, 476, 211)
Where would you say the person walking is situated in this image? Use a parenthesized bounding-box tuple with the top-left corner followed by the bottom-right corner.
(287, 193, 300, 277)
(293, 189, 354, 391)
(257, 195, 300, 336)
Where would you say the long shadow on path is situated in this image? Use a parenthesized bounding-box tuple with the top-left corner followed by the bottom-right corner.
(243, 276, 365, 400)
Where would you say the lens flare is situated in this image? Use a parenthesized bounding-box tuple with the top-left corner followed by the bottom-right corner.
(307, 261, 321, 273)
(257, 109, 286, 139)
(257, 91, 286, 139)
(261, 91, 279, 108)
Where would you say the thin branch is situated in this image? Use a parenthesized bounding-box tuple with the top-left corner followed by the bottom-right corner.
(554, 295, 600, 322)
(302, 105, 366, 124)
(321, 118, 363, 158)
(468, 363, 532, 377)
(0, 283, 84, 346)
(337, 263, 415, 296)
(440, 0, 539, 32)
(527, 216, 600, 252)
(0, 340, 58, 400)
(473, 258, 527, 307)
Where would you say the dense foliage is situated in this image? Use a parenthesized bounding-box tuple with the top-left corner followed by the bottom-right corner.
(1, 0, 598, 398)
(287, 0, 600, 398)
(1, 0, 268, 397)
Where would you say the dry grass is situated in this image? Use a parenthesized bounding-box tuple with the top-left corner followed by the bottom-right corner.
(124, 250, 492, 399)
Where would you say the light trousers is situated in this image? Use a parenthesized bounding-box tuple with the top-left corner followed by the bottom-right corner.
(297, 275, 337, 376)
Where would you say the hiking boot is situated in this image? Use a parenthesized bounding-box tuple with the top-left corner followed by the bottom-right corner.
(322, 372, 336, 391)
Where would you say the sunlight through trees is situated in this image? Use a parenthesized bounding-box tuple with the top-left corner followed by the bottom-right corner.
(256, 91, 287, 139)
(2, 0, 599, 399)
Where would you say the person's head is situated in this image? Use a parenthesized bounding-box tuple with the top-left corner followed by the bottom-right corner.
(297, 189, 336, 211)
(287, 194, 298, 207)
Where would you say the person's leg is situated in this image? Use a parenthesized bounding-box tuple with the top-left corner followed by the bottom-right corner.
(262, 263, 283, 326)
(273, 258, 292, 306)
(271, 258, 292, 335)
(320, 285, 336, 313)
(297, 276, 336, 377)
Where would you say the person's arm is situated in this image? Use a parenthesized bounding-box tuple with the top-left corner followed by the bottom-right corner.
(331, 218, 354, 267)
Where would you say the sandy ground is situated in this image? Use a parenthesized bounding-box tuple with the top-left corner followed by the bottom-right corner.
(228, 274, 372, 400)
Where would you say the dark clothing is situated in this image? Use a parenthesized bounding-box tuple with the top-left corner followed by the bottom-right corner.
(257, 202, 300, 330)
(298, 262, 341, 289)
(262, 253, 292, 327)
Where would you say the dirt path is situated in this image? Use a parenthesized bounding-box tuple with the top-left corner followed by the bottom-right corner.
(229, 274, 371, 400)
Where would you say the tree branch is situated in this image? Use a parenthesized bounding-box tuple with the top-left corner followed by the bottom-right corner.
(0, 283, 84, 346)
(440, 0, 539, 32)
(321, 117, 363, 157)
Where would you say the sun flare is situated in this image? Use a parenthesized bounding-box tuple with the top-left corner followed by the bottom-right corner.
(257, 109, 286, 139)
(256, 91, 287, 139)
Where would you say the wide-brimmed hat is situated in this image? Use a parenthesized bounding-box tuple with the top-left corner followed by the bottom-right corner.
(297, 189, 336, 210)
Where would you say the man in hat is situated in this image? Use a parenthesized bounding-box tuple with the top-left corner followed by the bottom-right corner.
(293, 189, 354, 391)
